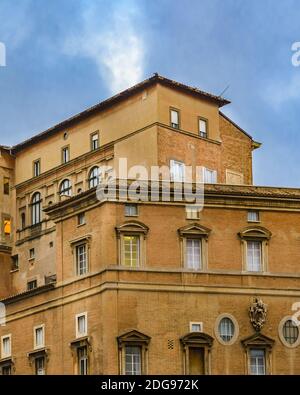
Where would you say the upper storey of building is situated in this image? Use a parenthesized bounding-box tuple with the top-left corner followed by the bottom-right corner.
(6, 74, 259, 188)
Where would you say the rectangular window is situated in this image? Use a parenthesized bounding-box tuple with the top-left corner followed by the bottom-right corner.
(123, 236, 140, 267)
(33, 160, 41, 177)
(3, 177, 9, 195)
(190, 322, 203, 332)
(247, 241, 262, 272)
(1, 335, 11, 359)
(34, 326, 45, 349)
(29, 248, 35, 259)
(76, 244, 88, 275)
(199, 118, 208, 138)
(11, 255, 19, 270)
(91, 132, 99, 150)
(78, 346, 88, 375)
(62, 146, 70, 164)
(186, 239, 202, 270)
(3, 219, 11, 235)
(77, 212, 86, 226)
(35, 356, 45, 375)
(249, 349, 266, 375)
(186, 206, 199, 220)
(203, 167, 217, 184)
(170, 109, 179, 128)
(125, 204, 138, 217)
(170, 160, 185, 182)
(76, 313, 87, 338)
(248, 211, 260, 222)
(125, 346, 142, 375)
(27, 279, 37, 290)
(1, 365, 11, 375)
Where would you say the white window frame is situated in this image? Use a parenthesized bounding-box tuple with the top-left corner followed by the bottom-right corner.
(76, 313, 87, 339)
(33, 159, 41, 177)
(199, 118, 208, 138)
(170, 159, 185, 182)
(124, 345, 142, 375)
(125, 204, 138, 217)
(34, 324, 45, 350)
(1, 335, 11, 359)
(185, 206, 199, 220)
(189, 322, 203, 333)
(62, 146, 70, 164)
(35, 356, 46, 375)
(246, 240, 262, 272)
(202, 167, 217, 184)
(77, 212, 86, 226)
(170, 109, 179, 128)
(185, 238, 202, 270)
(91, 132, 99, 151)
(249, 348, 266, 375)
(122, 235, 140, 267)
(248, 211, 260, 222)
(76, 243, 88, 276)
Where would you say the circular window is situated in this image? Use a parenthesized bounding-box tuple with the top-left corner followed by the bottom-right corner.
(63, 131, 68, 140)
(215, 314, 239, 345)
(279, 317, 300, 348)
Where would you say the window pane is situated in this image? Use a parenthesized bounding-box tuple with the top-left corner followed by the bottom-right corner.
(247, 241, 262, 271)
(2, 337, 11, 357)
(76, 244, 87, 275)
(248, 211, 259, 222)
(249, 349, 265, 375)
(123, 236, 140, 267)
(125, 346, 141, 375)
(283, 320, 299, 344)
(77, 315, 86, 336)
(35, 357, 45, 375)
(186, 239, 201, 270)
(170, 110, 179, 127)
(171, 160, 184, 182)
(35, 327, 44, 348)
(199, 119, 207, 137)
(218, 317, 234, 342)
(78, 346, 88, 375)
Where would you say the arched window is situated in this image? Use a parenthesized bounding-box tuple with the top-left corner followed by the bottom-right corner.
(31, 192, 41, 225)
(60, 179, 72, 197)
(21, 213, 26, 229)
(88, 167, 100, 189)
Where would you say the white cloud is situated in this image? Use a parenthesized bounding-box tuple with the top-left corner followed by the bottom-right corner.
(264, 73, 300, 108)
(63, 1, 145, 94)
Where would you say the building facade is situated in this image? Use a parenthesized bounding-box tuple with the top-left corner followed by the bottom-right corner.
(0, 74, 300, 375)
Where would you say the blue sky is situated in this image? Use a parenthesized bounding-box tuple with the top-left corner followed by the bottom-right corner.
(0, 0, 300, 186)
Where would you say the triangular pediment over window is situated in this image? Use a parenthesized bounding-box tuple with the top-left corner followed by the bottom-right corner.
(178, 223, 211, 239)
(241, 332, 275, 349)
(117, 329, 151, 347)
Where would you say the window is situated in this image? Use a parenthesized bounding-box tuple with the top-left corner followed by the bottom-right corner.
(3, 219, 11, 235)
(33, 159, 40, 177)
(31, 192, 41, 225)
(76, 313, 87, 338)
(203, 167, 217, 183)
(186, 206, 199, 220)
(27, 280, 37, 290)
(3, 177, 9, 195)
(1, 365, 11, 375)
(60, 179, 72, 197)
(34, 326, 45, 349)
(180, 332, 213, 375)
(170, 108, 179, 128)
(29, 248, 35, 259)
(88, 167, 100, 189)
(125, 204, 138, 217)
(186, 239, 202, 270)
(21, 213, 26, 229)
(77, 212, 85, 226)
(62, 146, 70, 164)
(218, 317, 234, 342)
(1, 335, 11, 359)
(77, 346, 88, 375)
(11, 255, 19, 270)
(63, 131, 68, 140)
(246, 241, 262, 272)
(283, 320, 299, 345)
(199, 118, 208, 138)
(76, 244, 88, 275)
(170, 160, 185, 182)
(125, 346, 142, 375)
(35, 356, 45, 375)
(91, 132, 99, 150)
(248, 211, 260, 222)
(123, 236, 140, 267)
(249, 349, 265, 375)
(190, 322, 203, 332)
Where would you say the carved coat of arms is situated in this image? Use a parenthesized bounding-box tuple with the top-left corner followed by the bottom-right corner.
(249, 298, 267, 332)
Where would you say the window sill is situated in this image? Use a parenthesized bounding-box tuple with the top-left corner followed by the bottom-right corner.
(10, 268, 19, 273)
(247, 220, 261, 223)
(77, 223, 86, 228)
(28, 258, 35, 262)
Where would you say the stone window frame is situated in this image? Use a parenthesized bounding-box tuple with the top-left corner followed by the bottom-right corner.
(198, 116, 209, 138)
(278, 316, 300, 348)
(70, 337, 92, 376)
(90, 131, 99, 151)
(33, 324, 45, 350)
(238, 226, 272, 273)
(178, 223, 211, 271)
(214, 313, 239, 346)
(0, 357, 14, 375)
(241, 333, 274, 375)
(169, 107, 180, 129)
(69, 235, 92, 277)
(117, 329, 151, 375)
(116, 221, 149, 268)
(180, 332, 214, 375)
(75, 312, 88, 339)
(27, 348, 49, 375)
(1, 334, 11, 359)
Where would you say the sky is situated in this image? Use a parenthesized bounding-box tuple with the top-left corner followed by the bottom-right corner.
(0, 0, 300, 187)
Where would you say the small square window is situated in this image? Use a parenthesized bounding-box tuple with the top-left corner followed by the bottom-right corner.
(76, 313, 87, 338)
(248, 211, 260, 222)
(190, 322, 203, 332)
(125, 204, 138, 217)
(27, 279, 37, 290)
(78, 212, 86, 226)
(186, 206, 199, 220)
(29, 248, 35, 259)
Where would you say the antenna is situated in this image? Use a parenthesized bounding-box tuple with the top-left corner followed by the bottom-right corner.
(219, 84, 230, 98)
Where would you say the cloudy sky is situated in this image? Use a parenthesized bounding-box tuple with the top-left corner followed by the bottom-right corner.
(0, 0, 300, 186)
